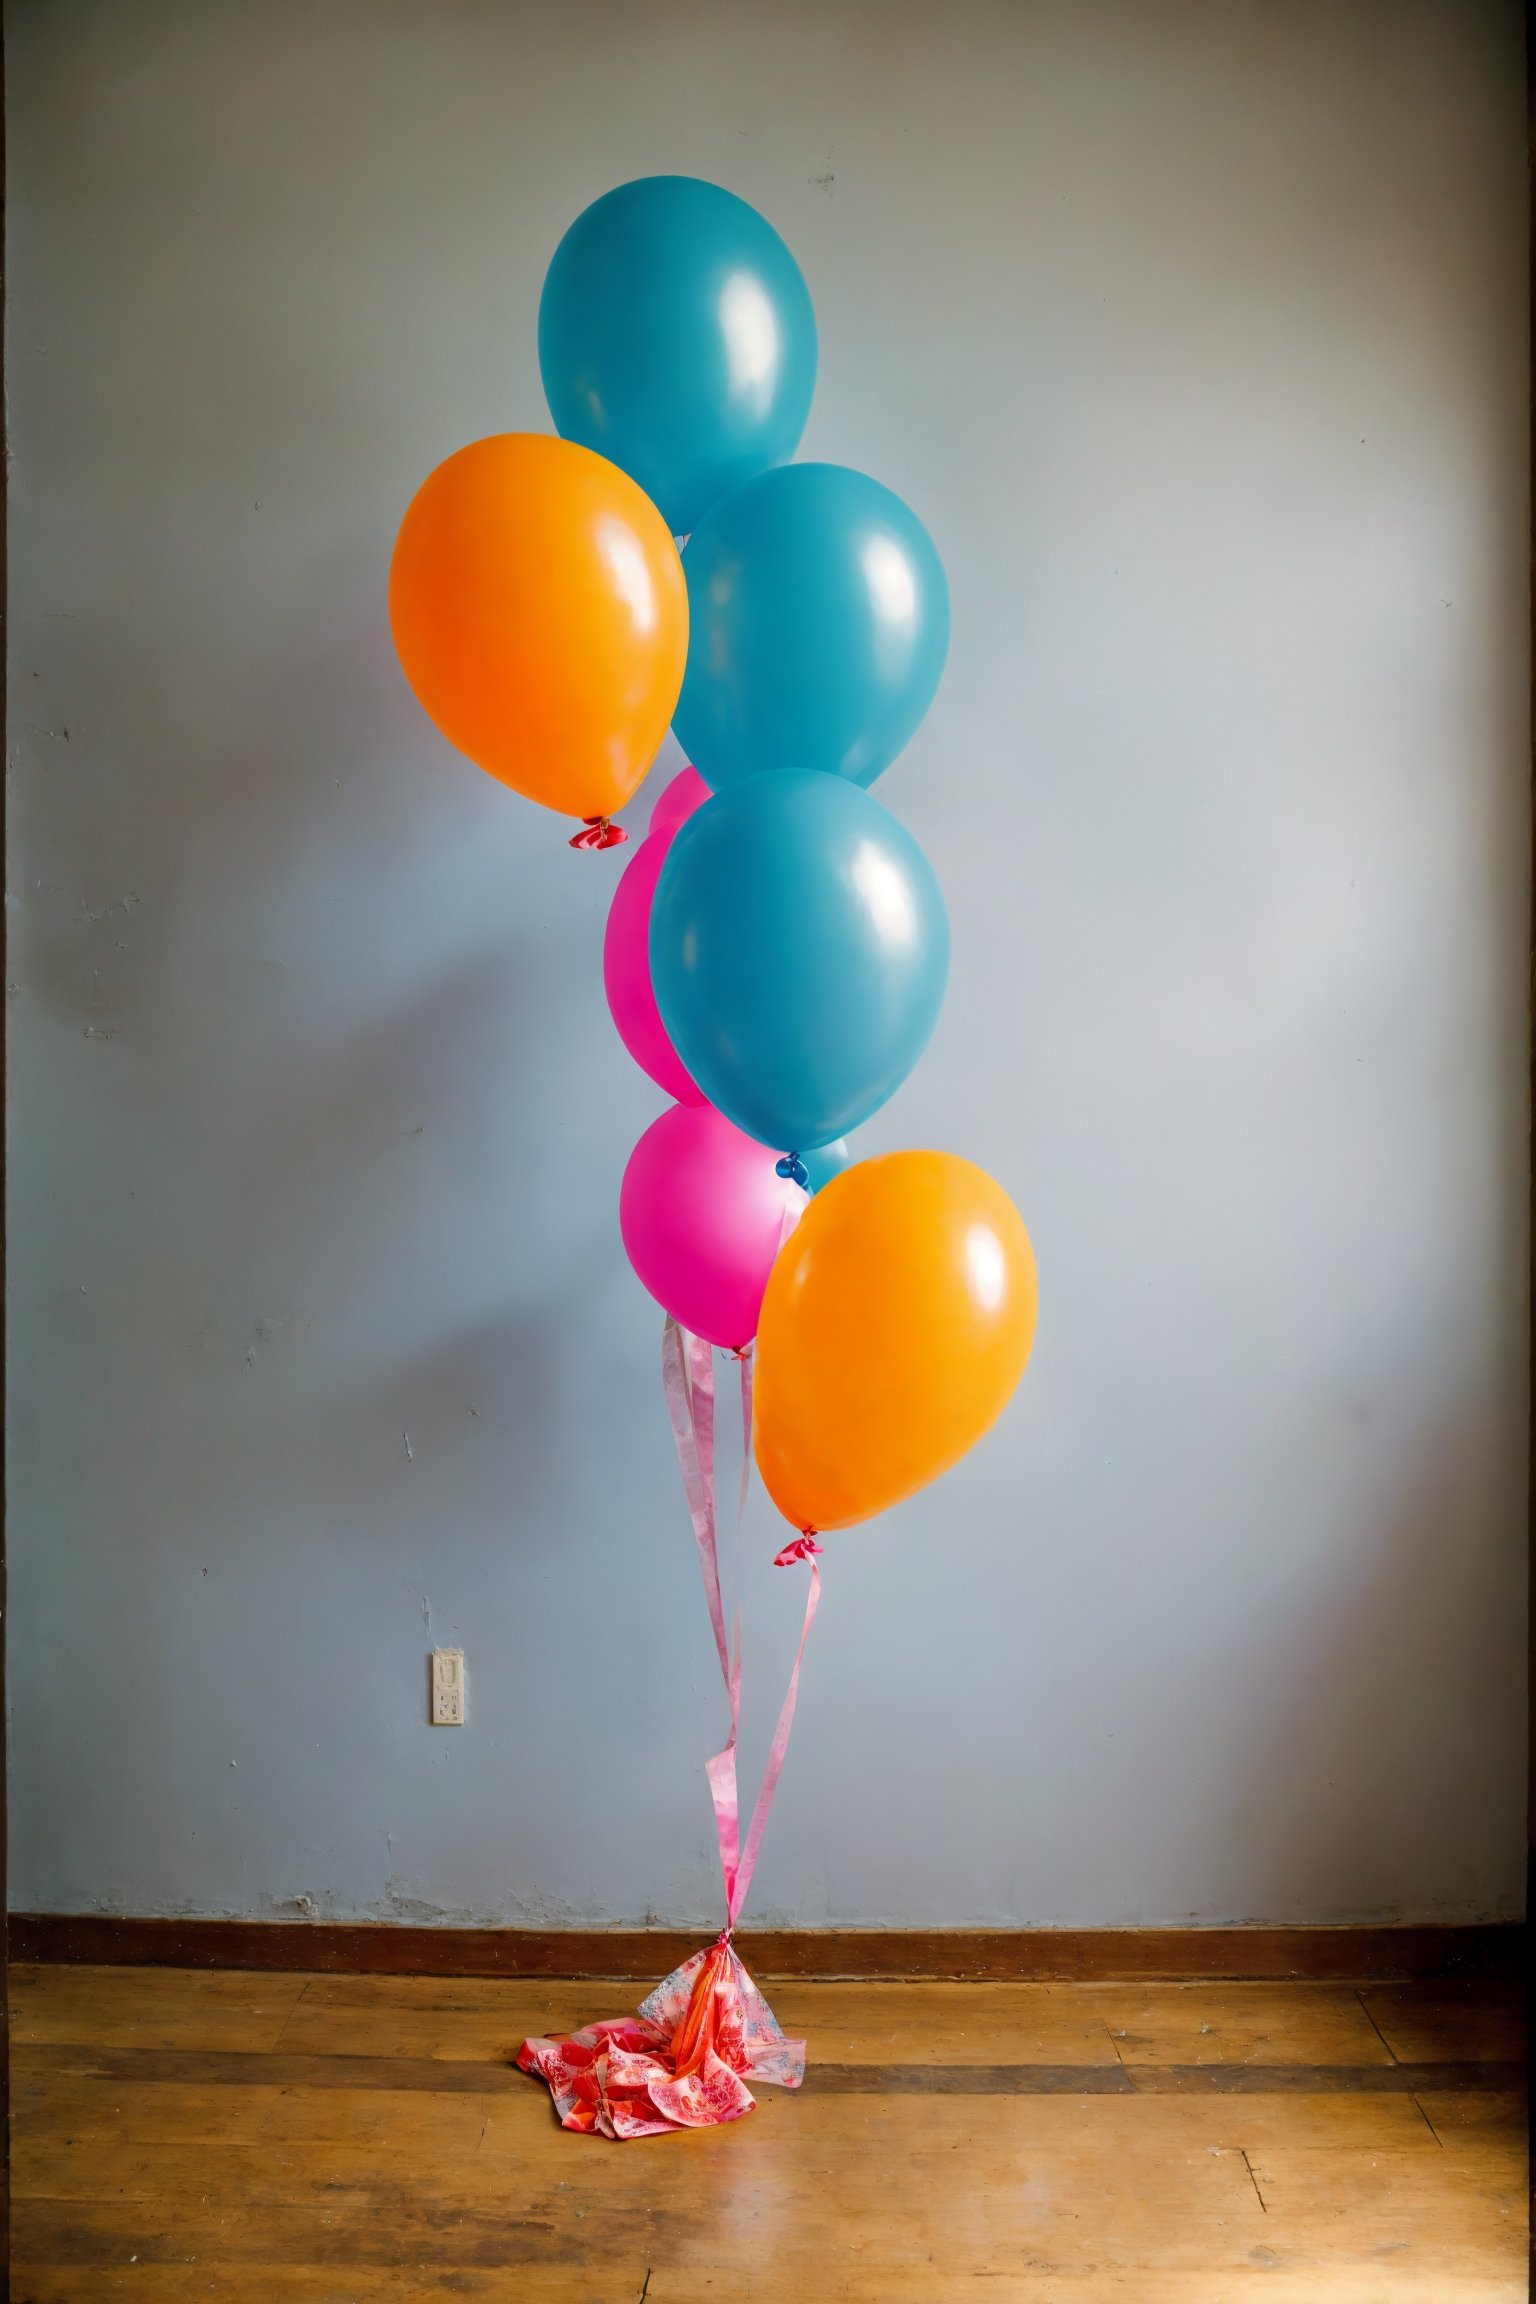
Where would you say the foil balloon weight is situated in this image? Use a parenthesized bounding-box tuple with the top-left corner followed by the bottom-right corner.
(673, 462, 950, 791)
(754, 1151, 1038, 1533)
(620, 1102, 806, 1350)
(650, 770, 949, 1154)
(519, 1937, 806, 2139)
(389, 434, 687, 828)
(540, 175, 818, 537)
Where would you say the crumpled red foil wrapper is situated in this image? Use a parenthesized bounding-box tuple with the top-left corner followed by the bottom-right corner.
(516, 1935, 805, 2139)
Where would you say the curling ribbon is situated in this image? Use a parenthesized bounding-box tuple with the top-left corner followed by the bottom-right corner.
(569, 815, 628, 851)
(734, 1533, 820, 1922)
(662, 1317, 822, 1929)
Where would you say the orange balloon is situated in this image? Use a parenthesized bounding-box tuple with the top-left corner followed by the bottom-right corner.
(755, 1151, 1037, 1533)
(389, 433, 688, 822)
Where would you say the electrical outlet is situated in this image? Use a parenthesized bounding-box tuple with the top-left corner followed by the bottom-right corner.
(430, 1649, 465, 1726)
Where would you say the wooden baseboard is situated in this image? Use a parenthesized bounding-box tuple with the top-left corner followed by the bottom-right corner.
(8, 1914, 1524, 1982)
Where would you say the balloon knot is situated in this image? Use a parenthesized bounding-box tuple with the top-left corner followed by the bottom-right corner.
(775, 1152, 810, 1189)
(774, 1533, 823, 1567)
(726, 1343, 753, 1363)
(569, 815, 627, 852)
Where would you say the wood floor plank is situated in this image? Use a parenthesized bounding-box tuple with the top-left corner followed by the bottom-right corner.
(10, 2098, 1269, 2272)
(36, 2100, 1505, 2275)
(1244, 2140, 1527, 2269)
(1417, 2089, 1529, 2150)
(277, 1979, 618, 2063)
(1117, 2060, 1522, 2095)
(11, 2274, 624, 2304)
(482, 2085, 1449, 2156)
(1358, 1984, 1526, 2066)
(12, 2087, 1468, 2205)
(13, 2270, 1527, 2304)
(810, 2058, 1523, 2094)
(762, 1979, 1122, 2065)
(10, 2129, 564, 2204)
(286, 1972, 644, 2029)
(9, 2074, 506, 2149)
(8, 1964, 309, 2054)
(1093, 1982, 1394, 2067)
(285, 1971, 643, 2009)
(641, 2276, 1529, 2304)
(12, 2042, 530, 2095)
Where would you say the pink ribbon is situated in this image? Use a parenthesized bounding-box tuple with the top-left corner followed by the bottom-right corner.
(735, 1535, 821, 1923)
(662, 1318, 822, 1930)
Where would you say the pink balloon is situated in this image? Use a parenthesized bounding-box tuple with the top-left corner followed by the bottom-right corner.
(649, 765, 711, 837)
(620, 1103, 806, 1350)
(603, 827, 705, 1103)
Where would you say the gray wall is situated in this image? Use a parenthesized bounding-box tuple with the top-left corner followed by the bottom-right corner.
(6, 0, 1527, 1928)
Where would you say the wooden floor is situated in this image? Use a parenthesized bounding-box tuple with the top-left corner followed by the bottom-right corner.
(8, 1962, 1527, 2301)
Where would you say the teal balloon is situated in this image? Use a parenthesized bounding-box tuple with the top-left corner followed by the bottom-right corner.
(802, 1139, 852, 1193)
(650, 771, 948, 1152)
(539, 177, 817, 537)
(673, 463, 950, 791)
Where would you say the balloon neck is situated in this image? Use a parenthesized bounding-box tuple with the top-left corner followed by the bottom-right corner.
(569, 815, 627, 852)
(726, 1343, 753, 1364)
(773, 1531, 823, 1566)
(776, 1152, 810, 1189)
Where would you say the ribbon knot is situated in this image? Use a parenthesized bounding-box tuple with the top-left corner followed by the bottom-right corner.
(568, 815, 628, 851)
(773, 1534, 824, 1567)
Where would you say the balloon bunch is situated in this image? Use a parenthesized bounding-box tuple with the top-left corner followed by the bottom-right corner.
(391, 178, 1038, 2136)
(393, 174, 1037, 1540)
